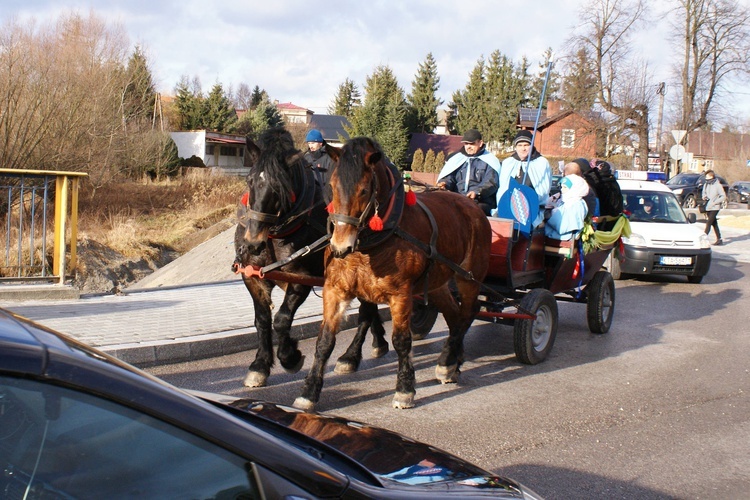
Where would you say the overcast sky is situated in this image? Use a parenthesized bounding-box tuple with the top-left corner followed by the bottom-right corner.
(4, 0, 750, 128)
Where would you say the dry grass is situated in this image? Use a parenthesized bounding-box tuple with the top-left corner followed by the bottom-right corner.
(77, 171, 246, 258)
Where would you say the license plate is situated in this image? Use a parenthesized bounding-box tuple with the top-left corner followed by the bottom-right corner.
(660, 256, 692, 266)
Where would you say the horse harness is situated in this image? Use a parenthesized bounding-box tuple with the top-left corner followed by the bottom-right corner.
(234, 159, 331, 279)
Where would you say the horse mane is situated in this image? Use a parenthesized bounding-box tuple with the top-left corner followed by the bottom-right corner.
(248, 127, 300, 208)
(338, 136, 382, 195)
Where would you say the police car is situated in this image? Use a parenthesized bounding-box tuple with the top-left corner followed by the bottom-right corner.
(608, 174, 711, 283)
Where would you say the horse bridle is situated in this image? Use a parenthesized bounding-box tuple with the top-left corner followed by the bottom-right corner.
(239, 159, 318, 237)
(327, 170, 379, 235)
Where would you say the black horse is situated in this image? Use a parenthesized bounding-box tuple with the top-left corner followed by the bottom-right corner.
(233, 128, 388, 387)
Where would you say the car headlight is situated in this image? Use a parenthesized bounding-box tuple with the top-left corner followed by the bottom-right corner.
(622, 232, 647, 247)
(699, 233, 711, 249)
(672, 188, 684, 195)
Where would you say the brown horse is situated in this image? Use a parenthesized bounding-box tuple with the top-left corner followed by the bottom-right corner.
(293, 137, 491, 410)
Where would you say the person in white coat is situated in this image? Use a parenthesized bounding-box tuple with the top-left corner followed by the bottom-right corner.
(495, 130, 552, 226)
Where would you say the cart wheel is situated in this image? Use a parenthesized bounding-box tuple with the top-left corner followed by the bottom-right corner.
(586, 270, 615, 334)
(514, 289, 558, 365)
(410, 300, 438, 340)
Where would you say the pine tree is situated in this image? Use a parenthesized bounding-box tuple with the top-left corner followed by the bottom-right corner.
(411, 148, 425, 172)
(450, 57, 486, 137)
(328, 78, 361, 118)
(202, 83, 238, 133)
(406, 53, 442, 133)
(423, 149, 436, 174)
(173, 75, 203, 130)
(561, 47, 598, 112)
(434, 151, 445, 173)
(238, 94, 284, 138)
(347, 65, 409, 167)
(250, 86, 266, 109)
(528, 48, 561, 109)
(123, 45, 156, 132)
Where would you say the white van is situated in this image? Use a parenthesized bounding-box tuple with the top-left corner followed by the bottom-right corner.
(608, 179, 712, 283)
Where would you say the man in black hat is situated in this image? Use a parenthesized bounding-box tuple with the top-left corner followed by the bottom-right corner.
(436, 129, 501, 215)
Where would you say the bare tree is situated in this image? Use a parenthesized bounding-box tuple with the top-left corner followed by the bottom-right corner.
(569, 0, 652, 168)
(669, 0, 750, 133)
(0, 12, 134, 186)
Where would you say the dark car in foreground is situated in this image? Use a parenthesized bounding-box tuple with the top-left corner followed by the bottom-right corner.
(728, 181, 750, 204)
(666, 172, 729, 208)
(0, 308, 541, 499)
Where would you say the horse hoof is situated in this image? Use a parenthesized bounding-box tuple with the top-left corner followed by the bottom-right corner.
(282, 355, 305, 374)
(436, 364, 459, 384)
(243, 371, 268, 388)
(392, 392, 415, 409)
(371, 346, 389, 358)
(293, 397, 315, 412)
(411, 332, 428, 341)
(334, 359, 357, 374)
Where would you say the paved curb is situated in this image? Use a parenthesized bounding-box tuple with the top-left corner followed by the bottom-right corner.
(105, 308, 392, 368)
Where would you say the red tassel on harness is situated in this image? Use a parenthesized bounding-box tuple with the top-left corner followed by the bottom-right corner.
(368, 213, 384, 231)
(405, 186, 417, 206)
(241, 191, 249, 206)
(326, 202, 334, 213)
(290, 191, 296, 203)
(572, 255, 581, 279)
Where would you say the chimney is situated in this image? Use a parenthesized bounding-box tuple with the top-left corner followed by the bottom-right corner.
(546, 100, 562, 115)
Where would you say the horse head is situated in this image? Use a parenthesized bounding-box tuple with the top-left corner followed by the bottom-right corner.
(239, 128, 305, 255)
(327, 137, 385, 258)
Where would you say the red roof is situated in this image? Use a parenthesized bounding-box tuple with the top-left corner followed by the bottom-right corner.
(275, 102, 309, 111)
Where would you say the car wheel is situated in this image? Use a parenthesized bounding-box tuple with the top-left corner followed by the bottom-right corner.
(513, 289, 558, 365)
(687, 275, 704, 284)
(607, 252, 625, 280)
(586, 271, 615, 334)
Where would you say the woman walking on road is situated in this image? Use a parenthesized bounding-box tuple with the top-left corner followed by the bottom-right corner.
(702, 170, 726, 245)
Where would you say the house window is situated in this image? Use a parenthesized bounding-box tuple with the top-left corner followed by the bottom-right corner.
(561, 129, 575, 149)
(206, 145, 215, 155)
(220, 146, 236, 156)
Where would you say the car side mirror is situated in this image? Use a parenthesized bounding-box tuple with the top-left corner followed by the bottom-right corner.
(687, 213, 696, 223)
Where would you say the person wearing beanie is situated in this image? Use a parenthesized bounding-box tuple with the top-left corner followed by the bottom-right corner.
(436, 128, 501, 215)
(495, 129, 552, 226)
(303, 129, 334, 200)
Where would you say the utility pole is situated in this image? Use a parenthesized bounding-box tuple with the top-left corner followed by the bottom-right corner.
(656, 82, 666, 172)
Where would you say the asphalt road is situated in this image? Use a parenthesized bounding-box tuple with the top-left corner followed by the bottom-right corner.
(147, 258, 750, 500)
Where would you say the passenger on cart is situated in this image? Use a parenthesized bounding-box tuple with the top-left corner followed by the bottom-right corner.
(436, 128, 501, 216)
(545, 174, 589, 241)
(494, 130, 552, 227)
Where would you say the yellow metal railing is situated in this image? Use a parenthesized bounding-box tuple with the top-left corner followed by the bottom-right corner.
(0, 168, 87, 285)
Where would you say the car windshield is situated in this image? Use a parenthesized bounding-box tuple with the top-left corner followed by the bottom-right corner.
(623, 190, 688, 223)
(666, 174, 698, 187)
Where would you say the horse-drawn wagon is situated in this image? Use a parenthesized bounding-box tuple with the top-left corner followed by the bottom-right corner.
(233, 129, 627, 409)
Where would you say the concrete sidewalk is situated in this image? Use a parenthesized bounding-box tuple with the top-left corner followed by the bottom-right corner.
(0, 279, 381, 367)
(1, 217, 748, 368)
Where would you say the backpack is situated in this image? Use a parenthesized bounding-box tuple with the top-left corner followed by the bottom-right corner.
(583, 160, 623, 218)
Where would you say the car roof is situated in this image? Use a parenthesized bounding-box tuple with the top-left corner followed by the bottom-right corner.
(617, 179, 673, 193)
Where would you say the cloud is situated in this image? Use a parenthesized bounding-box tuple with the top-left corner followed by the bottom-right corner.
(3, 0, 749, 125)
